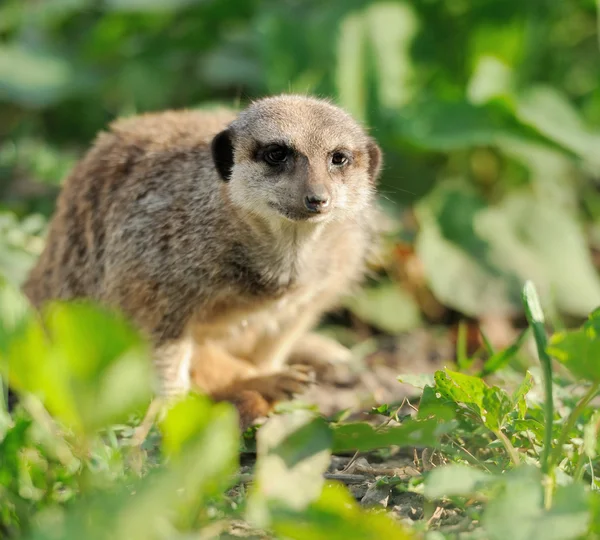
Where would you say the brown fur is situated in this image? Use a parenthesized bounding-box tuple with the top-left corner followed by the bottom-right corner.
(23, 95, 382, 428)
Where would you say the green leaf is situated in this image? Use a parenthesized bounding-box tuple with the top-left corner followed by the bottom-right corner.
(483, 468, 589, 540)
(336, 3, 418, 120)
(548, 311, 600, 383)
(0, 46, 73, 107)
(160, 392, 238, 457)
(105, 0, 204, 12)
(248, 411, 332, 528)
(512, 371, 534, 420)
(2, 300, 152, 436)
(0, 281, 32, 357)
(417, 384, 460, 422)
(270, 482, 413, 540)
(480, 328, 529, 377)
(416, 185, 600, 317)
(331, 418, 455, 453)
(517, 86, 600, 169)
(431, 370, 523, 432)
(583, 410, 600, 459)
(344, 282, 421, 334)
(424, 464, 492, 499)
(393, 99, 561, 152)
(397, 373, 435, 390)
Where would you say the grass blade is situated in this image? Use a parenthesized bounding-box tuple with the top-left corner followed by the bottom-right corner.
(479, 328, 496, 356)
(456, 320, 470, 371)
(522, 281, 553, 474)
(479, 327, 529, 377)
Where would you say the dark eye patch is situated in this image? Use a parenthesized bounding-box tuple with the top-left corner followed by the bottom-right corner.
(253, 142, 294, 166)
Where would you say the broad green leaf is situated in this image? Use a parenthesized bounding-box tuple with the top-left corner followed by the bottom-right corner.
(270, 482, 413, 540)
(398, 373, 435, 390)
(160, 393, 238, 457)
(416, 384, 459, 422)
(483, 468, 589, 540)
(548, 310, 600, 383)
(248, 411, 332, 528)
(416, 185, 600, 317)
(517, 86, 600, 169)
(481, 386, 513, 431)
(434, 370, 487, 411)
(480, 328, 529, 377)
(105, 0, 204, 12)
(2, 301, 152, 436)
(336, 2, 418, 121)
(0, 282, 32, 356)
(431, 370, 524, 432)
(424, 464, 492, 499)
(331, 417, 455, 453)
(344, 282, 421, 334)
(364, 2, 418, 110)
(393, 99, 561, 152)
(0, 46, 73, 107)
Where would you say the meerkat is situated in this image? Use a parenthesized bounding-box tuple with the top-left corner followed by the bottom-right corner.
(23, 95, 382, 437)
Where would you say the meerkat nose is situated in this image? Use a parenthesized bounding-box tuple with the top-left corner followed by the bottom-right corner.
(304, 186, 331, 213)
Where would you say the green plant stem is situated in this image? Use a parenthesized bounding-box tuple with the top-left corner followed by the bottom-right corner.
(522, 281, 553, 475)
(548, 382, 600, 471)
(494, 429, 521, 467)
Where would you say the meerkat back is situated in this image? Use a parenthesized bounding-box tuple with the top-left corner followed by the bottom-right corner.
(23, 108, 237, 309)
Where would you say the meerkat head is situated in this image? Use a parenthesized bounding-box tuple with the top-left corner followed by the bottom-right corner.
(211, 95, 382, 225)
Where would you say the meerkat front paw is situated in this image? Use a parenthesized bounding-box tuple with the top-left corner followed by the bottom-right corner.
(237, 365, 315, 403)
(209, 365, 315, 429)
(212, 365, 314, 407)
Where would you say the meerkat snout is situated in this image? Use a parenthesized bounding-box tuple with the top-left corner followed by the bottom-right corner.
(304, 184, 330, 214)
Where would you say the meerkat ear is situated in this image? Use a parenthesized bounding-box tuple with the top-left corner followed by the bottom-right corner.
(367, 139, 382, 182)
(211, 129, 234, 181)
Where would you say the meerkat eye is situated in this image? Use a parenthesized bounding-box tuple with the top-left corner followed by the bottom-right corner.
(331, 151, 349, 166)
(263, 145, 289, 165)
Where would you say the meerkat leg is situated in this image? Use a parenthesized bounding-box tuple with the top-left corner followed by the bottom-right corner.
(190, 341, 258, 394)
(129, 337, 193, 445)
(286, 332, 354, 383)
(250, 309, 321, 373)
(210, 366, 314, 429)
(190, 342, 313, 429)
(287, 332, 353, 367)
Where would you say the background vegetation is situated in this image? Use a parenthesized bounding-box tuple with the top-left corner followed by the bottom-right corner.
(2, 0, 600, 539)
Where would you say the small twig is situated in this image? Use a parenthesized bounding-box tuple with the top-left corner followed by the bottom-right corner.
(494, 428, 521, 467)
(324, 473, 369, 484)
(426, 506, 444, 527)
(340, 450, 360, 473)
(445, 437, 492, 473)
(405, 398, 418, 413)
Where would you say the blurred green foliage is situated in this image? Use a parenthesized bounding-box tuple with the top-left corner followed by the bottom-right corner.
(1, 0, 600, 320)
(3, 276, 600, 538)
(2, 3, 600, 538)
